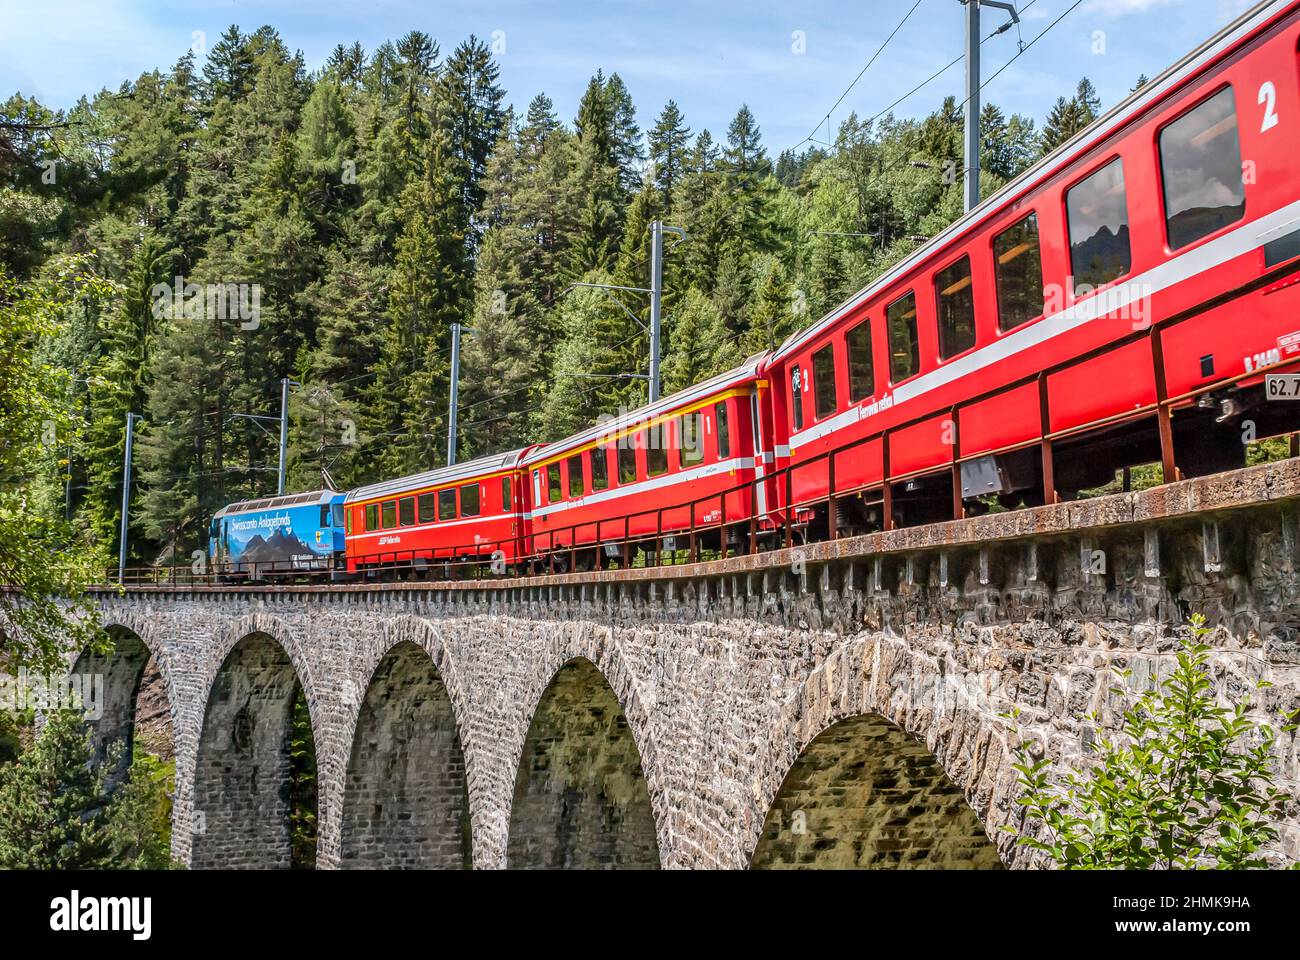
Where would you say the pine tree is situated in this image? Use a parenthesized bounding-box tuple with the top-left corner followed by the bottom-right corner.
(1041, 78, 1101, 155)
(567, 131, 622, 278)
(365, 111, 469, 476)
(774, 149, 799, 188)
(649, 100, 691, 213)
(1075, 77, 1101, 121)
(980, 103, 1013, 180)
(605, 73, 645, 196)
(296, 77, 357, 241)
(575, 71, 614, 162)
(0, 708, 117, 869)
(325, 42, 366, 84)
(662, 287, 733, 393)
(523, 93, 560, 148)
(744, 257, 797, 354)
(83, 236, 168, 553)
(724, 105, 769, 178)
(201, 26, 255, 105)
(691, 129, 719, 172)
(541, 280, 636, 437)
(438, 36, 507, 245)
(607, 182, 660, 409)
(722, 106, 781, 257)
(460, 261, 543, 456)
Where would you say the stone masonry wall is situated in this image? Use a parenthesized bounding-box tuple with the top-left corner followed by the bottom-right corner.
(340, 641, 471, 869)
(82, 463, 1300, 869)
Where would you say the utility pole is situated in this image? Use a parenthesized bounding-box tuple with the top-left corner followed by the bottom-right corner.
(277, 377, 300, 495)
(649, 221, 664, 403)
(118, 412, 141, 583)
(562, 221, 684, 405)
(648, 220, 686, 403)
(961, 0, 1019, 212)
(447, 321, 462, 467)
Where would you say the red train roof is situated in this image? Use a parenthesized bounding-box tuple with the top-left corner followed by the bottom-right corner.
(521, 352, 767, 466)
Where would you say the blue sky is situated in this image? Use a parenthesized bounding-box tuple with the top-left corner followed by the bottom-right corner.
(0, 0, 1261, 154)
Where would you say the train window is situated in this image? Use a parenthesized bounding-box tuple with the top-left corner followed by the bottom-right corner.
(590, 446, 609, 491)
(790, 366, 804, 431)
(886, 291, 920, 382)
(320, 505, 330, 527)
(547, 465, 562, 503)
(501, 476, 512, 510)
(381, 500, 396, 528)
(333, 503, 345, 527)
(715, 402, 731, 459)
(993, 213, 1044, 331)
(460, 483, 480, 517)
(935, 256, 976, 359)
(418, 492, 437, 524)
(812, 344, 837, 420)
(365, 503, 378, 531)
(438, 488, 456, 520)
(1160, 86, 1244, 250)
(646, 426, 668, 477)
(846, 319, 874, 402)
(567, 454, 585, 498)
(679, 411, 704, 468)
(1067, 158, 1131, 294)
(399, 496, 415, 527)
(618, 442, 637, 485)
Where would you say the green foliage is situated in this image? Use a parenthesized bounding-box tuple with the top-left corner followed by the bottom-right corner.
(0, 257, 111, 670)
(1009, 615, 1298, 869)
(287, 685, 317, 869)
(0, 708, 176, 869)
(0, 707, 117, 868)
(104, 751, 177, 869)
(0, 709, 25, 764)
(1041, 78, 1102, 155)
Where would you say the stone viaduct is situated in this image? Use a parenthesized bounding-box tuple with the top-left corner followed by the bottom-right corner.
(79, 460, 1300, 869)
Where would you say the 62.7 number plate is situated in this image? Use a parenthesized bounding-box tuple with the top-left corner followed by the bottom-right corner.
(1266, 373, 1300, 399)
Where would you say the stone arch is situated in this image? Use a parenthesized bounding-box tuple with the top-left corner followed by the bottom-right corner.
(191, 627, 318, 869)
(71, 622, 174, 791)
(750, 714, 1002, 868)
(340, 640, 471, 868)
(744, 636, 1015, 868)
(506, 655, 661, 869)
(333, 615, 479, 867)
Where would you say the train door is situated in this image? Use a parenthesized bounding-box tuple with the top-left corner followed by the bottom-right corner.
(749, 389, 768, 518)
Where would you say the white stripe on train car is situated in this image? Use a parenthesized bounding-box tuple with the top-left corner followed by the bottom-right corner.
(348, 512, 527, 542)
(787, 195, 1300, 449)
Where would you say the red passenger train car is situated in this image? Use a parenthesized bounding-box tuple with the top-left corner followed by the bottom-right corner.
(521, 356, 767, 569)
(762, 0, 1300, 535)
(343, 448, 535, 574)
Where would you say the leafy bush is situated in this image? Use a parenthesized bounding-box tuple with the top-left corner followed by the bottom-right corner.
(1009, 615, 1298, 869)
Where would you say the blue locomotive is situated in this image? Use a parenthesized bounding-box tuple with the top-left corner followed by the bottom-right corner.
(209, 489, 346, 579)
